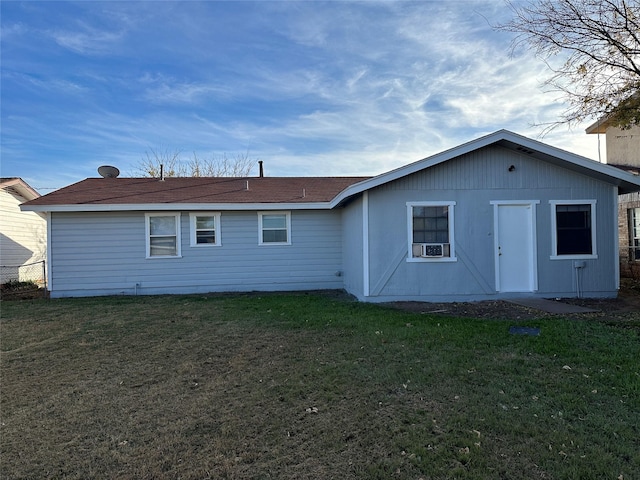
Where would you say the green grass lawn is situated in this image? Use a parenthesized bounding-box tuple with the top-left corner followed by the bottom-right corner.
(1, 292, 638, 479)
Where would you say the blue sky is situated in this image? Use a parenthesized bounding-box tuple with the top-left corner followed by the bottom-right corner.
(1, 0, 602, 192)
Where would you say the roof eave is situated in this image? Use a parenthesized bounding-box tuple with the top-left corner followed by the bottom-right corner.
(331, 132, 505, 207)
(331, 129, 640, 203)
(585, 119, 609, 134)
(20, 201, 336, 213)
(1, 178, 41, 201)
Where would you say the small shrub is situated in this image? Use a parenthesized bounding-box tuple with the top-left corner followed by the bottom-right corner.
(1, 280, 38, 292)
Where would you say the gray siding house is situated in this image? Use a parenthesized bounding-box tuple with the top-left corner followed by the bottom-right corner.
(22, 130, 640, 301)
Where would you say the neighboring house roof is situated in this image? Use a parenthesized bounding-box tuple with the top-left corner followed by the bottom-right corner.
(585, 118, 610, 134)
(609, 164, 640, 176)
(585, 93, 640, 134)
(1, 178, 41, 201)
(21, 130, 640, 213)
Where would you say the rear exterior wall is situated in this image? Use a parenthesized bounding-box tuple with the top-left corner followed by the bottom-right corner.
(348, 145, 619, 302)
(48, 209, 344, 297)
(341, 195, 364, 296)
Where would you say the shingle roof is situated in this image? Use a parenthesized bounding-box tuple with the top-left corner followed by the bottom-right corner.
(22, 176, 371, 206)
(22, 130, 640, 213)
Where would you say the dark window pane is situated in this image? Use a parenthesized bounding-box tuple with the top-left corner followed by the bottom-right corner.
(436, 231, 448, 243)
(413, 206, 425, 217)
(263, 229, 287, 243)
(412, 206, 449, 244)
(196, 230, 215, 244)
(556, 205, 592, 255)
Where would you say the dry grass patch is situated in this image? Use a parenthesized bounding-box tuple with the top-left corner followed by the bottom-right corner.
(1, 292, 639, 479)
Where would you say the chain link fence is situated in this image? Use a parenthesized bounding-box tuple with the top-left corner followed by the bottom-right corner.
(0, 260, 47, 299)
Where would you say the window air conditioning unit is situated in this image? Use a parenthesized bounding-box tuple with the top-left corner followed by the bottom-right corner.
(420, 243, 444, 257)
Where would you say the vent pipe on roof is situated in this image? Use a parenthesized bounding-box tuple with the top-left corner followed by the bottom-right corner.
(160, 164, 165, 181)
(258, 160, 264, 177)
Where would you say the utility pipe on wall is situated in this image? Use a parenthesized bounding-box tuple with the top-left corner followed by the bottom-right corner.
(574, 261, 586, 298)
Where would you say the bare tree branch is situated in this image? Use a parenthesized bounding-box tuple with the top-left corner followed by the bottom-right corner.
(496, 0, 640, 130)
(134, 149, 257, 178)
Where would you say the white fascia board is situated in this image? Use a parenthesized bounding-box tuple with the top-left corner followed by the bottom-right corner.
(20, 201, 334, 213)
(509, 134, 640, 192)
(330, 130, 508, 207)
(330, 129, 640, 206)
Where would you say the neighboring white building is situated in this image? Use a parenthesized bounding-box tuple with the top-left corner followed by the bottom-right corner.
(0, 178, 47, 284)
(586, 120, 640, 276)
(586, 122, 640, 170)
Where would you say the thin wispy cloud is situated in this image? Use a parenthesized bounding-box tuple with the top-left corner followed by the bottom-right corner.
(50, 24, 124, 55)
(0, 1, 603, 191)
(142, 80, 231, 105)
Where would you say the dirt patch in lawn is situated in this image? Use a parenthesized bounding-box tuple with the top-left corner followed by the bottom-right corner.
(388, 278, 640, 321)
(2, 288, 639, 479)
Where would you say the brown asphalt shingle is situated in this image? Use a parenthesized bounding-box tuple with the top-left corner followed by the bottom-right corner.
(22, 177, 371, 206)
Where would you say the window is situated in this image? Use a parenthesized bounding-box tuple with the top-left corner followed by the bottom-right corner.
(258, 212, 291, 245)
(407, 201, 456, 262)
(145, 213, 181, 258)
(189, 213, 221, 247)
(550, 200, 597, 259)
(629, 208, 640, 261)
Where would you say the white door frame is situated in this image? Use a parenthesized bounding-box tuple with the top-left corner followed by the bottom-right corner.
(491, 201, 539, 293)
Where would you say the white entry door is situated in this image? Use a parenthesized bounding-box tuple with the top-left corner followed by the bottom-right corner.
(494, 203, 538, 292)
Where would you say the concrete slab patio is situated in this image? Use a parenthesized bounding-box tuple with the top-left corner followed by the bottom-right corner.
(506, 298, 600, 314)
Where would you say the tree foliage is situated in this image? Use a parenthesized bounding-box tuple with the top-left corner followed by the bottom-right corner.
(497, 0, 640, 130)
(136, 148, 257, 178)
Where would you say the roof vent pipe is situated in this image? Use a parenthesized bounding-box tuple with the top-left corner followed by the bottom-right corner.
(258, 160, 264, 177)
(160, 164, 165, 181)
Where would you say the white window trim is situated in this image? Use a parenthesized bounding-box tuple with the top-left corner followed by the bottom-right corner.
(630, 208, 640, 261)
(549, 200, 597, 260)
(145, 212, 182, 259)
(406, 201, 456, 263)
(189, 212, 221, 247)
(258, 211, 291, 245)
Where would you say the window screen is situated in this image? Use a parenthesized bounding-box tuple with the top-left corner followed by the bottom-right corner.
(195, 216, 216, 244)
(412, 206, 449, 244)
(149, 215, 178, 256)
(261, 213, 289, 244)
(556, 204, 592, 255)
